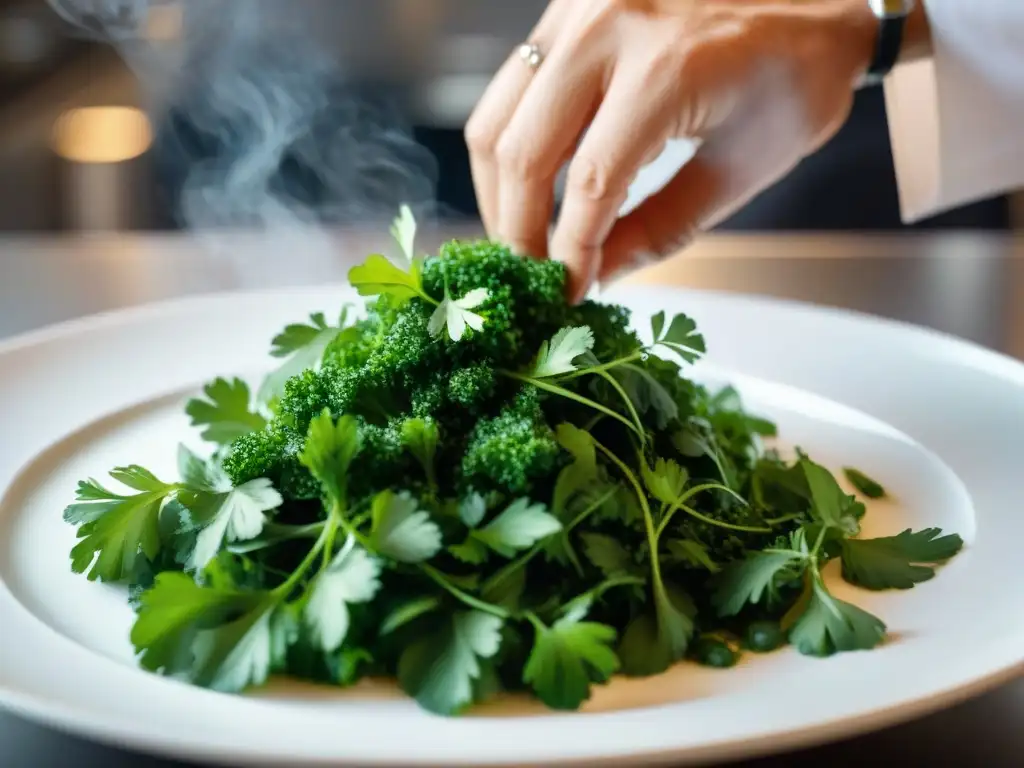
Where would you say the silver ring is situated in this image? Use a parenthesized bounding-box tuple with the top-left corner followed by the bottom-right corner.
(518, 42, 544, 70)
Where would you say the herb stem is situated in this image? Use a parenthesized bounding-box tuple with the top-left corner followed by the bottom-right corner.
(656, 483, 767, 539)
(556, 351, 645, 382)
(763, 513, 802, 526)
(591, 437, 665, 604)
(421, 564, 509, 619)
(500, 372, 643, 438)
(594, 369, 646, 446)
(273, 520, 335, 598)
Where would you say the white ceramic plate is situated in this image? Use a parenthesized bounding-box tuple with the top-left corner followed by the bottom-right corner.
(1, 283, 1023, 767)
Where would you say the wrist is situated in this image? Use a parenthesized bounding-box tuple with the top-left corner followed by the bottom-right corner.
(902, 1, 932, 61)
(843, 0, 932, 87)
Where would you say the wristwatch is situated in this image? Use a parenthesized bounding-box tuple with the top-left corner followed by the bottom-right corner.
(862, 0, 916, 86)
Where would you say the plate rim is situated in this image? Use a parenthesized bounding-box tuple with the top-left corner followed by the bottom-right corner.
(1, 282, 1022, 766)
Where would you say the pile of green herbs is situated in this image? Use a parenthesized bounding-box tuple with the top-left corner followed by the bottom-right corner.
(63, 208, 963, 715)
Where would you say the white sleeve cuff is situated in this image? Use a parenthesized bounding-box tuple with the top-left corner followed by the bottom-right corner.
(883, 1, 1024, 223)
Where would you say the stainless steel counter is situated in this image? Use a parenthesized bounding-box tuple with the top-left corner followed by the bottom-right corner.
(1, 230, 1023, 767)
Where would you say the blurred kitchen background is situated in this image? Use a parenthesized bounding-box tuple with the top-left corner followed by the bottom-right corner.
(0, 0, 1018, 234)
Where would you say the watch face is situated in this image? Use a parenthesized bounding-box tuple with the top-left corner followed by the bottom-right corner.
(868, 0, 915, 17)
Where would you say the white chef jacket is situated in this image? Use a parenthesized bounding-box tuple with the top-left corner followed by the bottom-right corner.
(885, 0, 1024, 221)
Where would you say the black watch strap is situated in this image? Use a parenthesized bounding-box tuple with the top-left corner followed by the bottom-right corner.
(861, 7, 908, 87)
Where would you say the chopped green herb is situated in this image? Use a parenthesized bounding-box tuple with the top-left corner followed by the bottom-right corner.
(62, 207, 963, 715)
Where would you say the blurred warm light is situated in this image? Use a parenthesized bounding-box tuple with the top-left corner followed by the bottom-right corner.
(51, 107, 153, 164)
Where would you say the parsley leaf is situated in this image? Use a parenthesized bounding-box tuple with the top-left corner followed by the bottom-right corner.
(370, 490, 443, 563)
(523, 603, 619, 710)
(379, 596, 441, 636)
(457, 493, 487, 528)
(397, 610, 504, 715)
(580, 532, 632, 577)
(390, 203, 418, 263)
(641, 457, 689, 506)
(612, 363, 679, 430)
(428, 287, 489, 342)
(298, 409, 361, 502)
(185, 378, 267, 445)
(712, 550, 804, 617)
(304, 542, 382, 652)
(183, 477, 282, 572)
(348, 253, 431, 304)
(131, 572, 293, 691)
(840, 528, 964, 590)
(259, 308, 355, 404)
(401, 417, 439, 486)
(666, 538, 720, 573)
(65, 468, 179, 582)
(801, 459, 860, 536)
(552, 423, 598, 515)
(531, 326, 596, 378)
(844, 467, 887, 499)
(787, 578, 886, 656)
(650, 311, 706, 363)
(472, 498, 562, 558)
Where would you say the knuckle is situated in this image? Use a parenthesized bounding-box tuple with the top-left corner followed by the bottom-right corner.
(494, 135, 542, 180)
(464, 116, 498, 156)
(565, 155, 615, 202)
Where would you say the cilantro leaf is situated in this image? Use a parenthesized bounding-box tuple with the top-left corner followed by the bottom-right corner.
(788, 578, 886, 656)
(305, 543, 382, 652)
(428, 288, 489, 342)
(472, 498, 561, 558)
(370, 490, 443, 563)
(185, 378, 267, 445)
(298, 409, 361, 502)
(530, 326, 595, 378)
(401, 417, 439, 485)
(712, 550, 804, 617)
(844, 467, 887, 499)
(651, 312, 705, 362)
(183, 477, 283, 572)
(259, 309, 355, 404)
(390, 204, 418, 263)
(641, 457, 689, 506)
(397, 610, 503, 715)
(131, 572, 292, 691)
(840, 528, 964, 590)
(348, 253, 430, 304)
(523, 604, 619, 710)
(66, 468, 178, 582)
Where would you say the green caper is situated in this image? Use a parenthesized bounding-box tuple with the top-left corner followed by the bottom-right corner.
(693, 636, 739, 668)
(745, 620, 784, 652)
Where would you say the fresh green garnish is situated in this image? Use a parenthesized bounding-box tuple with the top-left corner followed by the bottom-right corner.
(844, 467, 887, 499)
(62, 207, 963, 716)
(185, 378, 267, 445)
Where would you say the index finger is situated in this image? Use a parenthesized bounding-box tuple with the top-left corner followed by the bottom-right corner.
(551, 68, 679, 301)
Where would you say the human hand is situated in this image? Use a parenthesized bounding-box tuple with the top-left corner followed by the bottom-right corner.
(465, 0, 887, 301)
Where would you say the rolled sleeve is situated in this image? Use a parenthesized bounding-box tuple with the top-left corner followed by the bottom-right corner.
(884, 0, 1024, 222)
